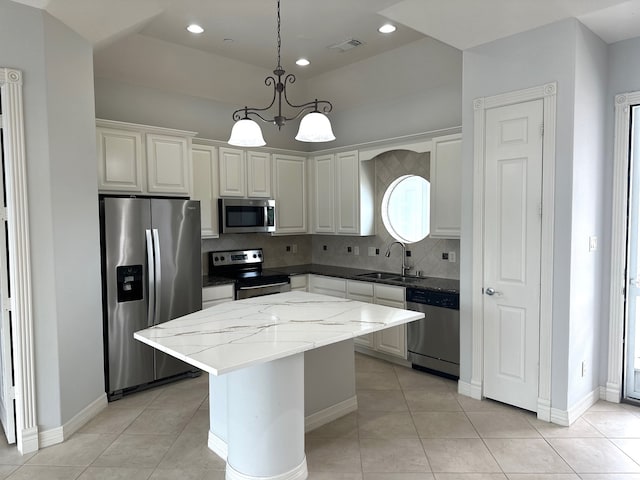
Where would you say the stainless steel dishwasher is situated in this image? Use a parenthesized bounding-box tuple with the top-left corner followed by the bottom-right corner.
(406, 287, 460, 378)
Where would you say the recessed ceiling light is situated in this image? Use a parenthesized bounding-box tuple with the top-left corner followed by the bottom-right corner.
(378, 23, 396, 34)
(187, 24, 204, 34)
(296, 58, 310, 66)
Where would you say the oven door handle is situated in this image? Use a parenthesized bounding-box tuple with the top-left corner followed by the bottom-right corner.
(238, 281, 290, 290)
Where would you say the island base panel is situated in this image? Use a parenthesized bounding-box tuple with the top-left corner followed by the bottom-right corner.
(226, 352, 307, 480)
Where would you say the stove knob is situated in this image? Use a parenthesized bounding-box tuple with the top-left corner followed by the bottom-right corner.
(253, 254, 257, 258)
(220, 256, 225, 261)
(214, 256, 219, 262)
(258, 253, 262, 258)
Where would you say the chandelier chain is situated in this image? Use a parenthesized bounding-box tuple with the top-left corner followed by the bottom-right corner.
(276, 0, 281, 69)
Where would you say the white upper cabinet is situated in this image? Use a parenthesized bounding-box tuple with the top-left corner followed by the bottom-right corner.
(96, 127, 144, 192)
(219, 147, 246, 197)
(311, 154, 335, 233)
(430, 133, 462, 239)
(219, 147, 272, 199)
(96, 119, 196, 196)
(273, 153, 307, 234)
(247, 151, 272, 198)
(146, 133, 191, 195)
(336, 151, 375, 236)
(191, 144, 219, 238)
(311, 150, 374, 236)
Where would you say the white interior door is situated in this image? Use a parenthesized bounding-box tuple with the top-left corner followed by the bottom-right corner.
(625, 105, 640, 402)
(0, 117, 16, 443)
(483, 99, 543, 412)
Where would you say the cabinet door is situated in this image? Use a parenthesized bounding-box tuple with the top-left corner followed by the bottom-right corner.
(336, 151, 360, 235)
(273, 154, 307, 234)
(247, 151, 272, 198)
(192, 145, 219, 238)
(219, 147, 246, 197)
(430, 134, 462, 239)
(347, 280, 374, 348)
(96, 127, 144, 192)
(308, 275, 346, 298)
(374, 285, 406, 359)
(312, 154, 335, 233)
(146, 133, 191, 195)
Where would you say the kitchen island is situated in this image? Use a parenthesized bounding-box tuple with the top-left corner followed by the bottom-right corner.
(134, 291, 423, 480)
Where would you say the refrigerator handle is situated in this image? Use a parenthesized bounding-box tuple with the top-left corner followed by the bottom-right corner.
(145, 229, 155, 328)
(152, 229, 162, 325)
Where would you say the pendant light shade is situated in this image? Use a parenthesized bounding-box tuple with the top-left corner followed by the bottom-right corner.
(228, 0, 334, 146)
(228, 118, 266, 147)
(295, 112, 336, 142)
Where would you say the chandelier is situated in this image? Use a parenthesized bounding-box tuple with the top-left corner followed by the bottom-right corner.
(227, 0, 335, 147)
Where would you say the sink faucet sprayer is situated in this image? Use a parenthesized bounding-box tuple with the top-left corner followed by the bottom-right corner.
(385, 241, 411, 276)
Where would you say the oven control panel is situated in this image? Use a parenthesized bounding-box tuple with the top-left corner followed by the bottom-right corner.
(210, 249, 263, 267)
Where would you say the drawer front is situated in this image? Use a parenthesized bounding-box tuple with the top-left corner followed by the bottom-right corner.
(374, 284, 405, 303)
(310, 275, 346, 293)
(203, 284, 235, 302)
(347, 280, 374, 297)
(290, 275, 308, 290)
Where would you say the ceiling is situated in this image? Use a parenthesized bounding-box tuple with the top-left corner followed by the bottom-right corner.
(11, 0, 640, 77)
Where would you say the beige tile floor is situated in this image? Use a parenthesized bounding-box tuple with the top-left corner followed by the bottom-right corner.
(1, 353, 640, 479)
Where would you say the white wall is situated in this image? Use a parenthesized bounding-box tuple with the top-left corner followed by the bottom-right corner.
(567, 23, 608, 407)
(0, 0, 104, 430)
(461, 19, 590, 411)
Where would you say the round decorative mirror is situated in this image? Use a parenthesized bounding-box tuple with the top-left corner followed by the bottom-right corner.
(381, 174, 430, 243)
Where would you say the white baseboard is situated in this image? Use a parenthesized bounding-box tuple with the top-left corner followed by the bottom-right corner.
(18, 426, 39, 454)
(605, 382, 622, 403)
(457, 379, 482, 400)
(208, 431, 228, 461)
(550, 387, 600, 426)
(537, 397, 551, 422)
(304, 395, 358, 433)
(39, 393, 108, 449)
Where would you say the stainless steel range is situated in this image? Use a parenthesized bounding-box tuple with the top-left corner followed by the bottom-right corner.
(209, 249, 290, 299)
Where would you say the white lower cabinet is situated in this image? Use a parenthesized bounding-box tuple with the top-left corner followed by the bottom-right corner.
(290, 275, 308, 292)
(309, 276, 406, 361)
(202, 284, 235, 309)
(373, 285, 407, 359)
(308, 275, 346, 298)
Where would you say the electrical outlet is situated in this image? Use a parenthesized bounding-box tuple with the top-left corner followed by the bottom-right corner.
(368, 247, 377, 256)
(589, 236, 598, 252)
(347, 246, 352, 254)
(286, 245, 291, 252)
(406, 250, 411, 257)
(448, 252, 456, 263)
(323, 245, 327, 251)
(353, 246, 359, 255)
(375, 248, 380, 255)
(442, 252, 449, 260)
(292, 244, 298, 253)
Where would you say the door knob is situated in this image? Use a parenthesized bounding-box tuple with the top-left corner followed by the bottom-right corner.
(485, 287, 496, 296)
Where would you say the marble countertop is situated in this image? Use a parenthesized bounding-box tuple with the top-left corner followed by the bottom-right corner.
(134, 291, 423, 376)
(203, 264, 459, 293)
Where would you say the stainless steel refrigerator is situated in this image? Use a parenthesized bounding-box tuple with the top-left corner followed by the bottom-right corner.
(100, 197, 202, 400)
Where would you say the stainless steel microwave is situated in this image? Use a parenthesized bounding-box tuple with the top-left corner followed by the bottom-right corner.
(218, 198, 276, 234)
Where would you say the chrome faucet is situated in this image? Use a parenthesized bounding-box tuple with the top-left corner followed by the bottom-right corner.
(385, 241, 411, 276)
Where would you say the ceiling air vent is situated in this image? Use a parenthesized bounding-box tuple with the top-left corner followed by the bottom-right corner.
(328, 39, 364, 53)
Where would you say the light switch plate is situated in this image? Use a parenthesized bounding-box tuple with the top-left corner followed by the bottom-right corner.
(589, 236, 598, 252)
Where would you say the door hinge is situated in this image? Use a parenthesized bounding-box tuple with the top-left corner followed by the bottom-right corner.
(8, 385, 15, 400)
(0, 208, 7, 223)
(1, 296, 10, 313)
(540, 124, 544, 137)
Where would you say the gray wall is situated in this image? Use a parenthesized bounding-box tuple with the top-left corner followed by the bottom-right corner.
(461, 19, 606, 411)
(0, 0, 104, 430)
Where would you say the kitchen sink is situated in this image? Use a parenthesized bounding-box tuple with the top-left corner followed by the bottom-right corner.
(356, 272, 400, 280)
